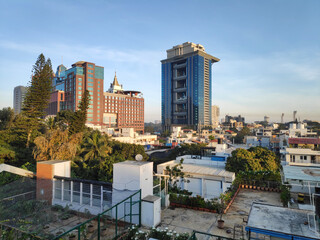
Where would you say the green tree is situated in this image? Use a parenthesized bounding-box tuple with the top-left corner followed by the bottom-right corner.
(280, 185, 291, 207)
(233, 126, 251, 144)
(54, 110, 74, 130)
(169, 143, 206, 159)
(22, 53, 53, 147)
(80, 131, 111, 161)
(0, 107, 14, 130)
(33, 129, 82, 161)
(209, 135, 215, 141)
(69, 90, 90, 134)
(226, 147, 280, 173)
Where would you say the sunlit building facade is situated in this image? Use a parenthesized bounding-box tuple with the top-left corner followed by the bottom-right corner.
(103, 74, 144, 133)
(161, 42, 220, 130)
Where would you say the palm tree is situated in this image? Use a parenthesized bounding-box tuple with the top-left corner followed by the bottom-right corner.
(81, 131, 111, 161)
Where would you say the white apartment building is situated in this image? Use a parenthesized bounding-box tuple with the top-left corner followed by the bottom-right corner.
(283, 148, 320, 167)
(211, 105, 220, 128)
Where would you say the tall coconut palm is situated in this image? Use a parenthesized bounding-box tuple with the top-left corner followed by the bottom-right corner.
(81, 131, 112, 162)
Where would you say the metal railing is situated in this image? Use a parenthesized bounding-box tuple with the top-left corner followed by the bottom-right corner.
(53, 189, 141, 240)
(53, 176, 112, 212)
(188, 230, 233, 240)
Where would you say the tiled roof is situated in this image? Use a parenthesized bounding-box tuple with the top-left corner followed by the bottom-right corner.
(289, 138, 320, 145)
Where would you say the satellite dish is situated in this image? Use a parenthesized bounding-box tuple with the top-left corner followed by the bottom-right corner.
(135, 154, 143, 161)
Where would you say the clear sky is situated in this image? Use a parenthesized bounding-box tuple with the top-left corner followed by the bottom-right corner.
(0, 0, 319, 123)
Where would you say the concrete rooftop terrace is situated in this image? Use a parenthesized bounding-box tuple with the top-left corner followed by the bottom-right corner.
(247, 203, 319, 239)
(158, 189, 282, 239)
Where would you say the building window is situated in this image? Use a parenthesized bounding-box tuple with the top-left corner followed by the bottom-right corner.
(78, 87, 82, 90)
(88, 74, 94, 78)
(88, 64, 94, 68)
(78, 91, 82, 94)
(300, 156, 303, 160)
(88, 83, 94, 86)
(78, 78, 82, 81)
(88, 78, 94, 82)
(88, 69, 94, 73)
(88, 87, 93, 91)
(304, 156, 307, 160)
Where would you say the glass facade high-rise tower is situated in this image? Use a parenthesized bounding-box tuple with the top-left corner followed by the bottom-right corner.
(161, 42, 220, 130)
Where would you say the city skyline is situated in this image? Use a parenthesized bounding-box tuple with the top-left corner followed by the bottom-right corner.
(1, 0, 320, 122)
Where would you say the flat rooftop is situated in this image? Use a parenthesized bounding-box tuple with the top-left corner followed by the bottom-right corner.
(114, 160, 151, 166)
(283, 165, 320, 182)
(286, 148, 320, 155)
(157, 161, 235, 182)
(38, 160, 70, 165)
(159, 189, 281, 239)
(246, 203, 319, 239)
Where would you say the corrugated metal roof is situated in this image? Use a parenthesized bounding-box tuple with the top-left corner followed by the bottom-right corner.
(164, 163, 235, 180)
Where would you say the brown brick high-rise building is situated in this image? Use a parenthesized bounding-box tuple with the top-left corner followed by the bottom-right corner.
(103, 73, 144, 133)
(64, 61, 104, 126)
(46, 90, 65, 116)
(49, 63, 144, 133)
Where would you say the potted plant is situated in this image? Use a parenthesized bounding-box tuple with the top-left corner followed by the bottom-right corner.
(87, 224, 94, 233)
(217, 194, 227, 229)
(68, 233, 76, 240)
(101, 226, 108, 236)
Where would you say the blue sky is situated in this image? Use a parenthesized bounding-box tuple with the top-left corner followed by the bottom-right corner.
(0, 0, 319, 122)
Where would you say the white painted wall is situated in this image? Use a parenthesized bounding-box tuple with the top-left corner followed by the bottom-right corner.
(141, 196, 161, 227)
(113, 161, 153, 199)
(204, 180, 221, 199)
(53, 161, 71, 177)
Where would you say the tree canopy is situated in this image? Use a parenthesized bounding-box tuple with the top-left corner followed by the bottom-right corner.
(232, 126, 251, 144)
(225, 147, 280, 173)
(22, 53, 53, 147)
(69, 90, 90, 135)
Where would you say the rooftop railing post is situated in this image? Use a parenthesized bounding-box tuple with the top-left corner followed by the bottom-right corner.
(53, 178, 55, 200)
(90, 184, 93, 207)
(100, 186, 103, 212)
(61, 179, 64, 201)
(80, 182, 83, 205)
(71, 180, 73, 203)
(130, 196, 132, 225)
(98, 214, 101, 240)
(139, 190, 142, 227)
(115, 204, 118, 237)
